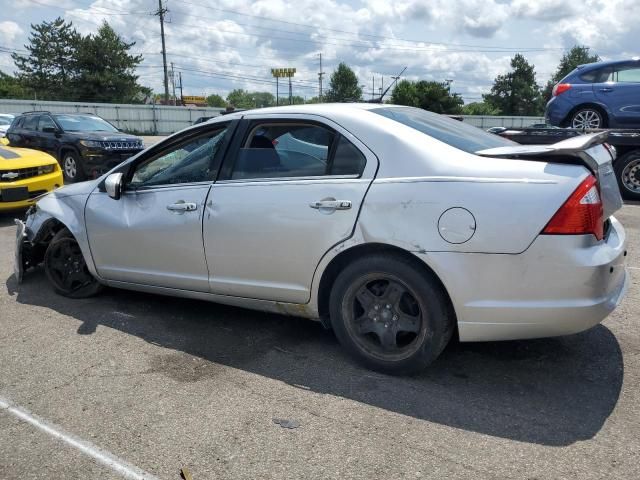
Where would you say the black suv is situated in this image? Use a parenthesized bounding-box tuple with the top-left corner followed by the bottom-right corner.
(7, 112, 144, 182)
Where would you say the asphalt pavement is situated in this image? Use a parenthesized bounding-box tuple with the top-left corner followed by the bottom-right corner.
(0, 205, 638, 479)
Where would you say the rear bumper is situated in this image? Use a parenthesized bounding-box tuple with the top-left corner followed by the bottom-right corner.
(417, 216, 628, 342)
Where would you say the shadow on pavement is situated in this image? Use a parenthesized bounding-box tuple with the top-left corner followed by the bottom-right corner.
(6, 270, 624, 447)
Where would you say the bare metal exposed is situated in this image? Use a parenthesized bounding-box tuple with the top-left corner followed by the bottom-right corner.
(14, 104, 628, 373)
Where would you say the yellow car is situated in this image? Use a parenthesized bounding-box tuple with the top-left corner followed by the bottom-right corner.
(0, 145, 63, 211)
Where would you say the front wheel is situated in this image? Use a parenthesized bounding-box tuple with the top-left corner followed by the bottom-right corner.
(61, 150, 86, 183)
(615, 151, 640, 201)
(329, 254, 454, 375)
(44, 228, 103, 298)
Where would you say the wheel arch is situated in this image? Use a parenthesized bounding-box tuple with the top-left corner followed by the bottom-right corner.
(316, 242, 457, 330)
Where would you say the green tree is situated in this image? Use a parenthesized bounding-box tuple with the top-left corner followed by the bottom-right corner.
(73, 22, 145, 103)
(0, 71, 29, 99)
(206, 94, 227, 108)
(11, 17, 80, 100)
(251, 91, 275, 107)
(391, 80, 463, 114)
(542, 46, 600, 101)
(462, 101, 499, 115)
(324, 63, 362, 102)
(483, 54, 543, 115)
(226, 89, 276, 108)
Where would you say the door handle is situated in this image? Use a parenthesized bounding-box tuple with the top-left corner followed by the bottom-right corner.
(309, 199, 352, 210)
(167, 202, 197, 212)
(599, 87, 613, 92)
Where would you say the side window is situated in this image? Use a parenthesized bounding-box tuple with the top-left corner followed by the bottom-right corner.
(231, 123, 335, 180)
(330, 136, 366, 176)
(617, 67, 640, 83)
(38, 116, 56, 131)
(130, 126, 227, 187)
(22, 115, 39, 130)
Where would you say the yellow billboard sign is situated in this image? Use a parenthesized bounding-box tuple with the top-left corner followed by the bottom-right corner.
(182, 95, 206, 103)
(271, 68, 296, 78)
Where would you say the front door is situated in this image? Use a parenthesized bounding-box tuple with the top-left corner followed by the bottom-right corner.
(85, 123, 231, 291)
(203, 115, 378, 303)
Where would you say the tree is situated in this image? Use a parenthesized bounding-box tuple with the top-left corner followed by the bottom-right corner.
(11, 17, 80, 100)
(324, 63, 362, 102)
(0, 71, 29, 99)
(391, 80, 463, 114)
(73, 22, 145, 103)
(226, 89, 275, 108)
(542, 46, 600, 101)
(206, 94, 227, 108)
(483, 54, 543, 115)
(462, 101, 499, 115)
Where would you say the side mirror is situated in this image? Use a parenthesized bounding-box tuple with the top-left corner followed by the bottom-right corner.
(42, 126, 58, 133)
(105, 172, 124, 200)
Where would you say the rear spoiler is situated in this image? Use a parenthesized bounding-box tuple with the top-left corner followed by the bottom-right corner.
(475, 131, 609, 159)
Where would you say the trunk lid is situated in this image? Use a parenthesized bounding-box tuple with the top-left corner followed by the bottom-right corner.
(476, 132, 623, 219)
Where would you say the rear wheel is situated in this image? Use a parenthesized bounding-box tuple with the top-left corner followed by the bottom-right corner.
(570, 108, 606, 129)
(44, 228, 102, 298)
(329, 254, 454, 375)
(615, 151, 640, 201)
(61, 150, 86, 183)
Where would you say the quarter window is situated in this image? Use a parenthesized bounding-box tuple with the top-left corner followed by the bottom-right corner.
(616, 67, 640, 83)
(130, 127, 228, 187)
(331, 136, 366, 175)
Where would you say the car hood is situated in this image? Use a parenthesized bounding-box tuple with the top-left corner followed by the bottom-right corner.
(65, 131, 142, 142)
(0, 146, 58, 168)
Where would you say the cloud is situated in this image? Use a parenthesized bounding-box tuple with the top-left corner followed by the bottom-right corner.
(0, 21, 23, 46)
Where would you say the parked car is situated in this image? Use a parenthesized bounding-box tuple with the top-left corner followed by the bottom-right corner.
(0, 114, 15, 137)
(0, 144, 63, 211)
(6, 112, 143, 182)
(15, 104, 627, 374)
(546, 58, 640, 129)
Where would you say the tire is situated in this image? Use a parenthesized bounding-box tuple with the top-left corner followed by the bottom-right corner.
(615, 150, 640, 201)
(44, 228, 103, 298)
(570, 107, 606, 129)
(61, 150, 86, 183)
(329, 254, 454, 375)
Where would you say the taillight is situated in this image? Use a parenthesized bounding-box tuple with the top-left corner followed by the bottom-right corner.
(552, 83, 572, 96)
(542, 175, 604, 240)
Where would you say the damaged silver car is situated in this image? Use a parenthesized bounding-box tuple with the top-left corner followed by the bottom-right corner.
(15, 104, 628, 374)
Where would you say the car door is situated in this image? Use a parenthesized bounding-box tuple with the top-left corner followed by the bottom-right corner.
(36, 115, 60, 156)
(594, 63, 640, 126)
(203, 114, 378, 303)
(85, 122, 233, 291)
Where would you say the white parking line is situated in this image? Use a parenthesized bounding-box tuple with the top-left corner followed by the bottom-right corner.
(0, 395, 160, 480)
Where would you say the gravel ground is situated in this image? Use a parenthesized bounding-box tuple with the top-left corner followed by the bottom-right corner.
(0, 205, 638, 480)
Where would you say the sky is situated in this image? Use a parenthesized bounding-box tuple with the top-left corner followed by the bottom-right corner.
(0, 0, 638, 103)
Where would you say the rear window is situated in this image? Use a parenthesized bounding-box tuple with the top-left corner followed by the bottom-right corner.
(371, 106, 514, 154)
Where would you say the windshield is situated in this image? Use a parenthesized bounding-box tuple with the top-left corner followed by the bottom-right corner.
(0, 118, 11, 126)
(371, 106, 515, 153)
(54, 115, 118, 132)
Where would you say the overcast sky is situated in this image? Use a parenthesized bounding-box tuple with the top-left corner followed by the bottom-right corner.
(0, 0, 638, 102)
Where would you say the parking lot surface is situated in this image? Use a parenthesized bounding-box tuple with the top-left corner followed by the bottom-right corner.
(0, 205, 639, 479)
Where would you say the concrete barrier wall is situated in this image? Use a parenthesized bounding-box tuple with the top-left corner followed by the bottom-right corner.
(0, 99, 222, 134)
(0, 98, 546, 133)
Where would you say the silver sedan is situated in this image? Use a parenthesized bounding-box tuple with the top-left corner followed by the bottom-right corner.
(15, 104, 628, 374)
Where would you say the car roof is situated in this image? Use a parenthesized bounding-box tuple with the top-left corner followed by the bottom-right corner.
(577, 58, 640, 71)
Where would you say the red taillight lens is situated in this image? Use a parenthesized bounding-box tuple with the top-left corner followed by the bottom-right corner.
(542, 175, 604, 240)
(552, 83, 572, 96)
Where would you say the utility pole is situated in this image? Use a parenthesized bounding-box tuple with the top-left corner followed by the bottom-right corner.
(156, 0, 170, 105)
(177, 71, 183, 105)
(317, 53, 324, 101)
(289, 76, 293, 105)
(445, 79, 453, 93)
(371, 76, 375, 100)
(276, 77, 279, 106)
(379, 76, 384, 100)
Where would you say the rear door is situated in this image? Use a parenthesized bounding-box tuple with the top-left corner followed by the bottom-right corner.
(203, 114, 378, 303)
(594, 63, 640, 126)
(36, 115, 60, 156)
(12, 115, 39, 148)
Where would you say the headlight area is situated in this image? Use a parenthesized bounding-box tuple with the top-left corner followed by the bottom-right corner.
(37, 164, 57, 175)
(79, 140, 103, 148)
